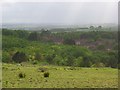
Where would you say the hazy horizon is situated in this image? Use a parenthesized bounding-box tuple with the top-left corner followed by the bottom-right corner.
(2, 2, 118, 25)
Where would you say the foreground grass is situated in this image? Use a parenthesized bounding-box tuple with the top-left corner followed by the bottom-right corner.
(2, 63, 118, 88)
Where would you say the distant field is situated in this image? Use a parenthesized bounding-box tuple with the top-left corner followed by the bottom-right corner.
(2, 63, 118, 88)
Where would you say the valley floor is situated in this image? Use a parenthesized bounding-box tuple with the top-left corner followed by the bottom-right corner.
(2, 63, 118, 88)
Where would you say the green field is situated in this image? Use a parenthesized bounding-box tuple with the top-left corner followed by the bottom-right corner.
(2, 63, 118, 88)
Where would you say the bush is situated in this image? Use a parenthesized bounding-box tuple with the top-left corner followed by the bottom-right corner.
(32, 60, 38, 65)
(45, 54, 55, 64)
(18, 72, 26, 78)
(63, 38, 75, 45)
(2, 52, 11, 63)
(44, 72, 49, 77)
(12, 51, 28, 63)
(92, 63, 105, 68)
(38, 67, 47, 72)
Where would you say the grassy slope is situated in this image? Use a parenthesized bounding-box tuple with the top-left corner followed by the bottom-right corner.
(2, 63, 118, 88)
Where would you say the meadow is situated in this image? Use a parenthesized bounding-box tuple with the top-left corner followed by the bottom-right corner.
(2, 28, 118, 88)
(2, 63, 118, 88)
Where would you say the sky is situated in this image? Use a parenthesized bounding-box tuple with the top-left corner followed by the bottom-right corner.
(1, 0, 118, 25)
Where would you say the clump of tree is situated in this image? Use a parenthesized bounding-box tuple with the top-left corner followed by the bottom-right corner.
(12, 51, 28, 63)
(2, 28, 29, 39)
(28, 32, 40, 41)
(63, 38, 75, 45)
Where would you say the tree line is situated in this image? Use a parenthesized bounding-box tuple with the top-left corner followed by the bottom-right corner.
(2, 28, 118, 68)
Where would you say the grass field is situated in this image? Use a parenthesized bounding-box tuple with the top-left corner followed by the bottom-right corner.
(2, 63, 118, 88)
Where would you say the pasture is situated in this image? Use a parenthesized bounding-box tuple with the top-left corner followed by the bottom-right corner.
(2, 63, 118, 88)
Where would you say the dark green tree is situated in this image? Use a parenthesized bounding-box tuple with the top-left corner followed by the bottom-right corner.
(12, 51, 28, 63)
(64, 38, 75, 45)
(28, 32, 40, 41)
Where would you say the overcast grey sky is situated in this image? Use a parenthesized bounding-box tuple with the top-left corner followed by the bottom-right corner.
(2, 2, 118, 25)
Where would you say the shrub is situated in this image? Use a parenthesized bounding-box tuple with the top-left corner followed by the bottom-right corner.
(32, 60, 38, 65)
(5, 81, 8, 85)
(92, 63, 105, 68)
(2, 67, 8, 70)
(38, 67, 47, 72)
(44, 72, 49, 77)
(2, 52, 11, 63)
(45, 54, 55, 64)
(12, 51, 28, 63)
(18, 72, 26, 78)
(35, 52, 42, 61)
(65, 67, 77, 70)
(63, 38, 75, 45)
